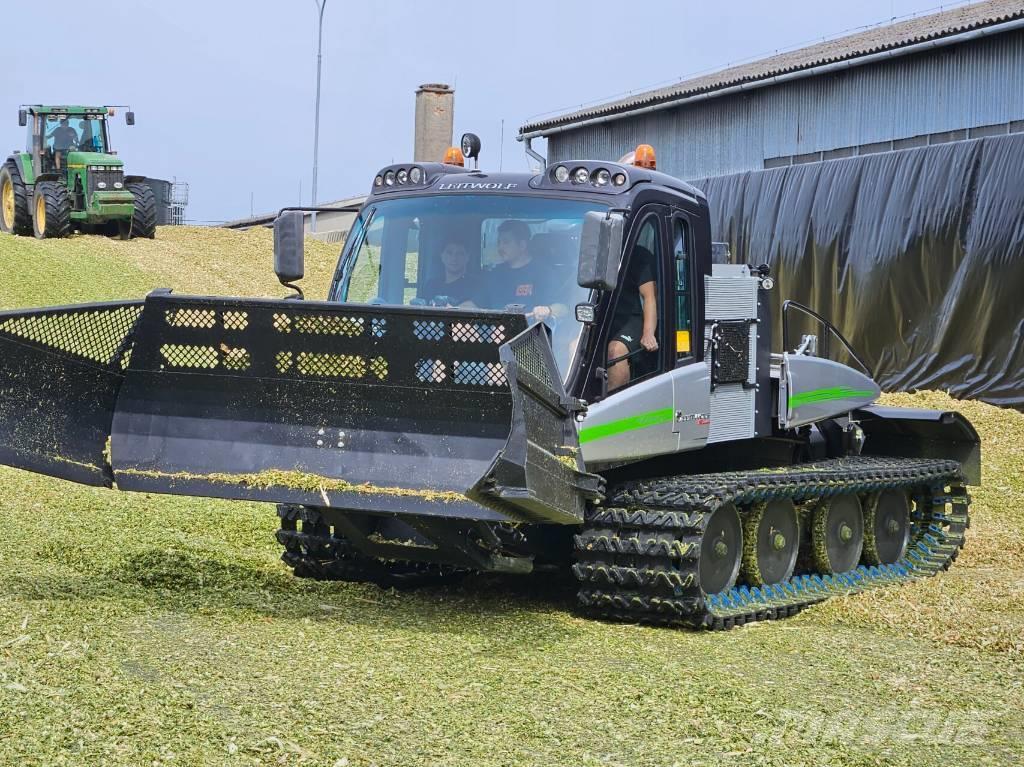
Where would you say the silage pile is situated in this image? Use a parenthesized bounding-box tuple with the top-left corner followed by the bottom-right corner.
(811, 390, 1024, 655)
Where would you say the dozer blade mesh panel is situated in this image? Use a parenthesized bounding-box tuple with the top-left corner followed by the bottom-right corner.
(108, 294, 569, 520)
(468, 322, 601, 525)
(0, 301, 144, 485)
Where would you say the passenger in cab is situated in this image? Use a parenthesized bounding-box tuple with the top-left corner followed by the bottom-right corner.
(607, 244, 658, 392)
(421, 239, 478, 307)
(78, 121, 100, 152)
(487, 219, 564, 321)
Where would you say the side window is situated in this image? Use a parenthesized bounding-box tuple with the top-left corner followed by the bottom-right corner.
(674, 218, 693, 357)
(26, 117, 37, 153)
(345, 215, 419, 304)
(606, 216, 662, 392)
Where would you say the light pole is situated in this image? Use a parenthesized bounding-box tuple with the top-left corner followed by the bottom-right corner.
(311, 0, 327, 232)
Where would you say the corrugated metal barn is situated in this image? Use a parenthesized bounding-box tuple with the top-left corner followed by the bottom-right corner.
(520, 0, 1024, 177)
(519, 0, 1024, 409)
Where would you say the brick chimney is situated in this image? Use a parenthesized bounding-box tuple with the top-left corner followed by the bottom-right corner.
(414, 83, 455, 163)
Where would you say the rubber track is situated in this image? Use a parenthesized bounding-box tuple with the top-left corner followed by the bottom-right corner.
(573, 456, 970, 630)
(275, 505, 465, 589)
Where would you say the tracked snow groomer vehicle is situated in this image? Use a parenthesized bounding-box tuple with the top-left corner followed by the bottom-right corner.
(0, 140, 980, 629)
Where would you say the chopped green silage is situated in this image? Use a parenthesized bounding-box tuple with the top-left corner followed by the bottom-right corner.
(117, 468, 465, 504)
(1, 230, 1023, 765)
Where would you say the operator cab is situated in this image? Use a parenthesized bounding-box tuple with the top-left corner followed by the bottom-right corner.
(324, 141, 712, 402)
(22, 107, 123, 174)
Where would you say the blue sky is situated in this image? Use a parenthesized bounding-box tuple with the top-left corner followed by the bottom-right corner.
(1, 0, 967, 223)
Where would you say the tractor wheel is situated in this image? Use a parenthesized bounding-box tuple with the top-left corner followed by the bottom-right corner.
(127, 182, 156, 239)
(32, 181, 72, 240)
(0, 160, 32, 235)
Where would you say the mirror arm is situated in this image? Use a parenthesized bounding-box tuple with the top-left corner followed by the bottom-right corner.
(281, 283, 304, 300)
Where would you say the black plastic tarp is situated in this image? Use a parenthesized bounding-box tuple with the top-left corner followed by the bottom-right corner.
(691, 133, 1024, 410)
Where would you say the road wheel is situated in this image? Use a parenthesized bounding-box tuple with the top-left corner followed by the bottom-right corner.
(812, 494, 864, 574)
(741, 498, 800, 586)
(0, 160, 32, 235)
(698, 503, 743, 595)
(127, 182, 156, 239)
(862, 489, 912, 565)
(32, 181, 72, 239)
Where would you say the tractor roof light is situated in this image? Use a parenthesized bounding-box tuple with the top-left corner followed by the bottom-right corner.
(572, 167, 590, 184)
(593, 168, 611, 186)
(443, 147, 465, 166)
(633, 144, 657, 169)
(553, 165, 570, 183)
(409, 166, 423, 184)
(396, 168, 409, 184)
(612, 173, 627, 186)
(384, 170, 396, 186)
(374, 175, 384, 188)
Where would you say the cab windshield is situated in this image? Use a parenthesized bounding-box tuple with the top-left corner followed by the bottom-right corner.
(332, 194, 606, 377)
(38, 113, 108, 154)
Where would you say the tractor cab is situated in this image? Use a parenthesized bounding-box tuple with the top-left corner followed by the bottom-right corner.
(21, 106, 127, 176)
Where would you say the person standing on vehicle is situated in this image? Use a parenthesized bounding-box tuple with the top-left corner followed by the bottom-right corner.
(51, 117, 79, 169)
(607, 244, 658, 392)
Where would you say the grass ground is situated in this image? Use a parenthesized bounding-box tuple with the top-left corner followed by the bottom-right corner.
(0, 229, 1022, 766)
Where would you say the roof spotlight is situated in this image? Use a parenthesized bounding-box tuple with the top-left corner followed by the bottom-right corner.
(594, 169, 611, 186)
(612, 173, 627, 187)
(553, 165, 570, 183)
(396, 168, 409, 184)
(384, 170, 395, 186)
(572, 167, 590, 184)
(460, 132, 482, 160)
(409, 166, 423, 184)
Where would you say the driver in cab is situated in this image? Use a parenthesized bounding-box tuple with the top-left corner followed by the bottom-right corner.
(487, 219, 565, 322)
(52, 117, 79, 169)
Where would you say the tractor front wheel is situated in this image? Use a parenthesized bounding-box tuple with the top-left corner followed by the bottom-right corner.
(32, 181, 72, 240)
(0, 160, 32, 235)
(127, 182, 156, 239)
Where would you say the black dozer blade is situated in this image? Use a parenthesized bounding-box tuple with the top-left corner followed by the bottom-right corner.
(0, 293, 602, 524)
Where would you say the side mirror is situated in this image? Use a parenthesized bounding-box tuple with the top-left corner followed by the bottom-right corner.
(125, 111, 135, 126)
(274, 211, 305, 296)
(575, 303, 597, 324)
(18, 110, 27, 127)
(578, 211, 624, 291)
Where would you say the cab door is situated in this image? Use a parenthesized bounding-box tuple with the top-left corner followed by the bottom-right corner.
(578, 205, 679, 464)
(669, 211, 711, 451)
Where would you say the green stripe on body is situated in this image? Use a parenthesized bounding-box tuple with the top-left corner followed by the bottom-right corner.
(790, 386, 876, 409)
(579, 408, 674, 445)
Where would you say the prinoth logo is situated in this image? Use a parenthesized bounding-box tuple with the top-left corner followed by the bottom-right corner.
(436, 182, 519, 191)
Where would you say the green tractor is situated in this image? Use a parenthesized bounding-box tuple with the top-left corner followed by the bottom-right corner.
(1, 105, 156, 240)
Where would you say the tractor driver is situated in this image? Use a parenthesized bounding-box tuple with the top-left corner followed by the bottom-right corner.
(487, 220, 565, 322)
(51, 117, 79, 169)
(607, 244, 658, 392)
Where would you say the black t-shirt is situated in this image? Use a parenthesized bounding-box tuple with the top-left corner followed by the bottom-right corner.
(486, 259, 555, 311)
(52, 126, 78, 151)
(613, 246, 657, 327)
(420, 274, 476, 305)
